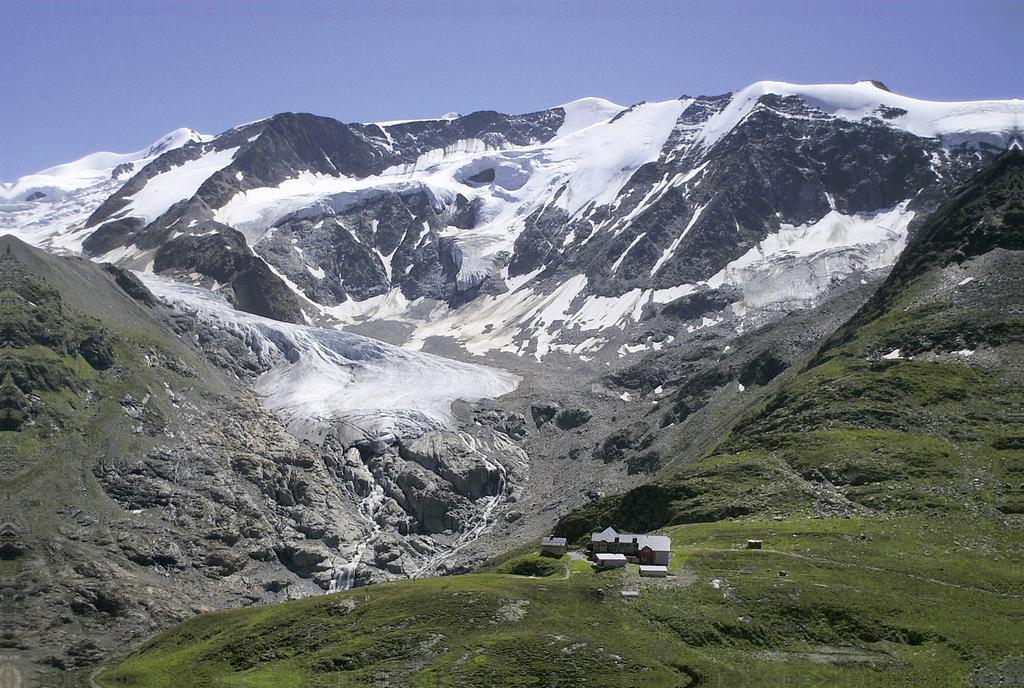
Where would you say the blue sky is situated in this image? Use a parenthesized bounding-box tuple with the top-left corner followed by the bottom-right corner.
(2, 0, 1021, 179)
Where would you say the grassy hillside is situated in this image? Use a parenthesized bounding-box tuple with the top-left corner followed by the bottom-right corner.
(4, 237, 361, 684)
(98, 152, 1023, 686)
(98, 514, 1019, 687)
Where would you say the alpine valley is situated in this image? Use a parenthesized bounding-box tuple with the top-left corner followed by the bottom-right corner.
(0, 81, 1021, 687)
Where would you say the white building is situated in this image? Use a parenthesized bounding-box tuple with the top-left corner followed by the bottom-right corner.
(590, 527, 672, 566)
(595, 553, 628, 569)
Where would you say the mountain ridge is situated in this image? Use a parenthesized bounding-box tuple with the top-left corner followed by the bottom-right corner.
(4, 84, 1018, 355)
(556, 148, 1023, 535)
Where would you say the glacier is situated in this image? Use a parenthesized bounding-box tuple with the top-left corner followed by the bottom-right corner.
(138, 272, 520, 445)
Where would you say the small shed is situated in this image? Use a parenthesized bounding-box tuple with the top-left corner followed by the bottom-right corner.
(639, 565, 669, 577)
(540, 536, 567, 557)
(746, 539, 763, 550)
(595, 553, 628, 570)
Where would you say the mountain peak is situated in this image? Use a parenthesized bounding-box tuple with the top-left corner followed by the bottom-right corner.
(0, 127, 205, 200)
(145, 127, 207, 157)
(553, 96, 625, 135)
(856, 79, 891, 92)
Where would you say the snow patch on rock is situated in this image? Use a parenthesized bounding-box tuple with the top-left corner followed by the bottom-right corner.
(116, 146, 239, 223)
(709, 203, 915, 310)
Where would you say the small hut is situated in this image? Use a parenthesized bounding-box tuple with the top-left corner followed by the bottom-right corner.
(540, 536, 567, 557)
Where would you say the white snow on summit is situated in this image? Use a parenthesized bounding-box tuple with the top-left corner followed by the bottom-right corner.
(0, 128, 208, 202)
(214, 97, 686, 288)
(554, 97, 625, 136)
(5, 81, 1022, 363)
(0, 128, 208, 251)
(201, 83, 1021, 320)
(702, 81, 1022, 149)
(114, 146, 240, 223)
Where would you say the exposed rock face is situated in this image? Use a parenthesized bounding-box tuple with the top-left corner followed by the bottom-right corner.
(555, 407, 592, 430)
(0, 237, 530, 684)
(530, 402, 560, 428)
(82, 217, 146, 255)
(153, 227, 306, 322)
(473, 408, 528, 441)
(661, 288, 739, 321)
(316, 427, 530, 541)
(530, 402, 592, 430)
(400, 431, 505, 501)
(393, 461, 465, 534)
(255, 190, 454, 305)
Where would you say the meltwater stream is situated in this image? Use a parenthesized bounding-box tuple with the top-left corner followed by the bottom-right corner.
(329, 482, 387, 592)
(331, 435, 511, 590)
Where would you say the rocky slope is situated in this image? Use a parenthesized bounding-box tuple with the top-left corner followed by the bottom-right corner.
(558, 147, 1022, 563)
(0, 237, 527, 685)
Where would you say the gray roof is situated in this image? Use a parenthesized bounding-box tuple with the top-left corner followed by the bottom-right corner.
(590, 527, 671, 552)
(595, 553, 627, 561)
(639, 535, 671, 551)
(541, 537, 567, 546)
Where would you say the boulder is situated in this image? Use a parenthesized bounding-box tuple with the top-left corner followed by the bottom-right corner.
(530, 402, 560, 428)
(554, 407, 592, 430)
(398, 432, 503, 500)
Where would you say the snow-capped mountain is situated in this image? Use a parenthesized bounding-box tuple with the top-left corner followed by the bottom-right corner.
(0, 128, 209, 251)
(4, 81, 1021, 361)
